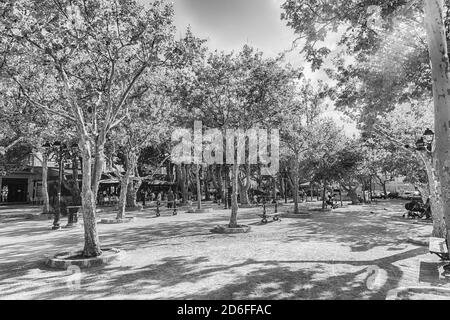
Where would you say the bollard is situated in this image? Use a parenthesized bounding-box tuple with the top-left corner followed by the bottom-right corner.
(275, 202, 278, 213)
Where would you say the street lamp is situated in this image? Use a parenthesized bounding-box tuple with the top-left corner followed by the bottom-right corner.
(415, 137, 425, 151)
(423, 128, 434, 152)
(414, 128, 434, 153)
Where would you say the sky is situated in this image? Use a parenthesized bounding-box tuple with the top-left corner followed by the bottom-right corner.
(140, 0, 358, 136)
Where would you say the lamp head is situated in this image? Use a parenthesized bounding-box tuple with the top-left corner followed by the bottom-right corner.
(423, 128, 434, 143)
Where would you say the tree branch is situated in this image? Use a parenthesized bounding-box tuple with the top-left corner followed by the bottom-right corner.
(10, 76, 76, 122)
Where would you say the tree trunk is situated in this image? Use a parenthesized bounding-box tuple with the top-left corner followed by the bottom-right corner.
(382, 182, 387, 198)
(229, 163, 239, 227)
(293, 161, 299, 214)
(177, 164, 188, 204)
(287, 173, 295, 197)
(117, 172, 130, 220)
(322, 181, 326, 210)
(348, 188, 358, 205)
(125, 152, 140, 208)
(126, 180, 140, 207)
(217, 165, 223, 203)
(196, 164, 202, 210)
(362, 182, 366, 204)
(280, 175, 286, 199)
(238, 164, 251, 205)
(91, 138, 106, 205)
(204, 169, 210, 201)
(419, 152, 446, 237)
(210, 165, 223, 202)
(424, 0, 450, 242)
(223, 165, 228, 208)
(41, 152, 50, 214)
(272, 175, 277, 202)
(71, 154, 81, 205)
(80, 137, 101, 257)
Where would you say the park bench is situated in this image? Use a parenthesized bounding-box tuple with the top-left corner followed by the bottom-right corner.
(257, 202, 281, 224)
(429, 237, 450, 260)
(155, 201, 178, 217)
(257, 212, 281, 224)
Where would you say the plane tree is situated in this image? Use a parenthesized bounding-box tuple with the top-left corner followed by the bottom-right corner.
(281, 0, 450, 243)
(0, 0, 180, 257)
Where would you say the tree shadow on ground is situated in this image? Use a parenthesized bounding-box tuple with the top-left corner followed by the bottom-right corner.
(29, 247, 425, 300)
(0, 200, 435, 299)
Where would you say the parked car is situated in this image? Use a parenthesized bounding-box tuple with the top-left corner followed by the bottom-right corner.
(387, 192, 399, 199)
(400, 190, 422, 200)
(372, 191, 386, 199)
(400, 191, 413, 200)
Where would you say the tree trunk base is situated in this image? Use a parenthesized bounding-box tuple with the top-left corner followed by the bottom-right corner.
(45, 248, 124, 269)
(211, 224, 251, 234)
(100, 217, 135, 224)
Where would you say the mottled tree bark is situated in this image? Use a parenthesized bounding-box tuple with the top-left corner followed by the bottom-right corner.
(41, 152, 50, 214)
(424, 0, 450, 242)
(80, 137, 101, 257)
(292, 159, 300, 214)
(418, 152, 446, 237)
(322, 181, 326, 210)
(204, 168, 211, 201)
(238, 164, 251, 205)
(117, 172, 130, 220)
(71, 154, 81, 205)
(126, 179, 141, 208)
(229, 163, 239, 228)
(196, 164, 202, 210)
(177, 164, 188, 204)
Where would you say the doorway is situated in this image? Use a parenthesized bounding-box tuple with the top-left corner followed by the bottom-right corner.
(1, 178, 28, 203)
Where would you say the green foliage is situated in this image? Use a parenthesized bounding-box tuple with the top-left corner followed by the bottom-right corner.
(171, 44, 301, 132)
(281, 0, 419, 70)
(0, 0, 178, 140)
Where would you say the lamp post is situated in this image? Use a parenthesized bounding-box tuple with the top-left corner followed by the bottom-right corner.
(223, 165, 229, 209)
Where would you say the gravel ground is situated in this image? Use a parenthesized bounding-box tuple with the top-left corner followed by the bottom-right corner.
(0, 200, 447, 300)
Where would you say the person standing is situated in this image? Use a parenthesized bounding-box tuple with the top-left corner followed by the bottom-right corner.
(141, 189, 147, 206)
(167, 189, 174, 208)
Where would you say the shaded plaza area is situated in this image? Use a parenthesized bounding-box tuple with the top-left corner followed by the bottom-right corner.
(0, 200, 447, 300)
